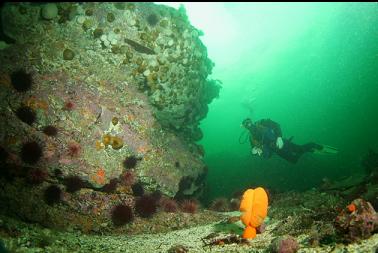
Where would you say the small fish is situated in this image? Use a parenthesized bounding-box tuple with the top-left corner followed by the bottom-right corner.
(124, 38, 155, 55)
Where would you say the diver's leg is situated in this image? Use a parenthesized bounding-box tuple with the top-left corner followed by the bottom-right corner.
(302, 142, 323, 152)
(277, 140, 324, 163)
(276, 140, 302, 163)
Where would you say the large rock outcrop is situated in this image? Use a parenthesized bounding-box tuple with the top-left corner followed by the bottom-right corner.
(0, 2, 220, 231)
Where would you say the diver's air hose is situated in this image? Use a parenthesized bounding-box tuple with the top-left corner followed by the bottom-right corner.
(239, 130, 250, 144)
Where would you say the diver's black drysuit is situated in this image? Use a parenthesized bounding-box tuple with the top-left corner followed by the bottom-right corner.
(244, 118, 322, 163)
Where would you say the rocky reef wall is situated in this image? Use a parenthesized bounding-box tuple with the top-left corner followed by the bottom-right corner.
(0, 2, 220, 232)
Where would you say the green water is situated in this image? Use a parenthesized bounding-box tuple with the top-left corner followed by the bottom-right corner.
(176, 3, 378, 202)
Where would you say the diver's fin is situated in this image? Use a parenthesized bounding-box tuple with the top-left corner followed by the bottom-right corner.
(314, 144, 339, 155)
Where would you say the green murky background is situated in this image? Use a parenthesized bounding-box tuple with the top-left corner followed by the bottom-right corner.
(163, 3, 378, 202)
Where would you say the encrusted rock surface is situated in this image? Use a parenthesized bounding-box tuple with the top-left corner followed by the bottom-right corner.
(0, 2, 220, 231)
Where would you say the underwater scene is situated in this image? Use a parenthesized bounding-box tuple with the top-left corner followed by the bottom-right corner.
(0, 2, 377, 252)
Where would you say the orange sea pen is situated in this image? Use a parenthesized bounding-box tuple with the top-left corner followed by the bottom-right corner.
(239, 187, 268, 239)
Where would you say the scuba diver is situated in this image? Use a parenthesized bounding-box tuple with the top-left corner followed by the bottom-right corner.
(241, 118, 338, 164)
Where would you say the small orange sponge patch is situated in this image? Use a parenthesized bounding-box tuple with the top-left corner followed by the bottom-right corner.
(347, 203, 356, 212)
(239, 187, 268, 239)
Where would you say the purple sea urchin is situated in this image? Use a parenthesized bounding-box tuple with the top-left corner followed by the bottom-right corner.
(16, 106, 36, 125)
(135, 194, 158, 218)
(10, 69, 33, 92)
(159, 197, 178, 213)
(63, 175, 86, 193)
(67, 142, 81, 157)
(269, 235, 299, 253)
(44, 185, 62, 205)
(42, 125, 58, 136)
(181, 199, 198, 214)
(111, 204, 133, 226)
(123, 156, 139, 169)
(20, 141, 43, 165)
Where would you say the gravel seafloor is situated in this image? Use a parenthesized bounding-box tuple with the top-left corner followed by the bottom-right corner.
(1, 212, 377, 253)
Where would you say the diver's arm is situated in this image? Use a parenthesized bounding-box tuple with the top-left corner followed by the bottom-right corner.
(249, 136, 262, 156)
(262, 119, 284, 149)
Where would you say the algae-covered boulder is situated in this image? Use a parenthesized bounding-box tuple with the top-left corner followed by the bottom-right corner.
(0, 2, 218, 232)
(40, 3, 58, 20)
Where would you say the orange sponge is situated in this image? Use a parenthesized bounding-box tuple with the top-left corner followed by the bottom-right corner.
(239, 187, 268, 239)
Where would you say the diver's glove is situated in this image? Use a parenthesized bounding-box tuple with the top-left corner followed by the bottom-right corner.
(276, 137, 284, 149)
(252, 147, 263, 156)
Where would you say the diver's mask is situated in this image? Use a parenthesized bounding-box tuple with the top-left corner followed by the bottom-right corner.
(242, 118, 253, 129)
